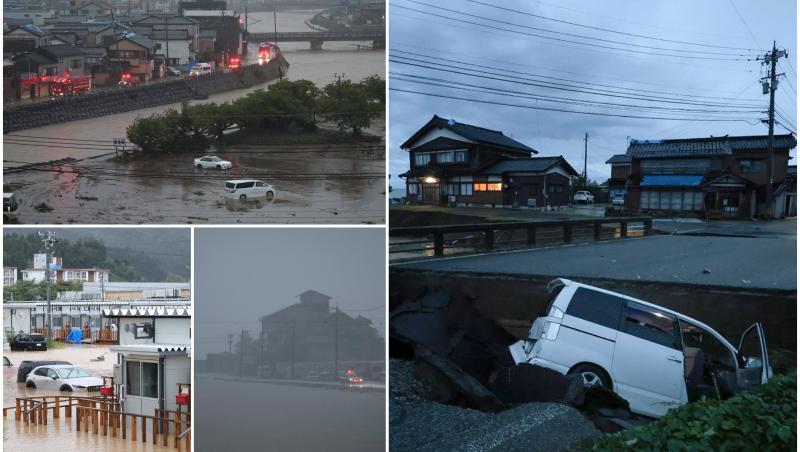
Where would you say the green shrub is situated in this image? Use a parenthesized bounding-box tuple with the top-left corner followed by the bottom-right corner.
(591, 373, 796, 451)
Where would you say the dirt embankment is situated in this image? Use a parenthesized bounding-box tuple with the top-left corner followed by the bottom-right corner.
(389, 209, 492, 228)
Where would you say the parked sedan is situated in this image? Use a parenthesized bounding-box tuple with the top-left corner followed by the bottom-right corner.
(10, 333, 47, 351)
(224, 179, 276, 202)
(26, 365, 103, 392)
(611, 193, 625, 206)
(194, 156, 232, 169)
(166, 66, 182, 76)
(509, 278, 771, 418)
(17, 360, 71, 383)
(573, 191, 594, 204)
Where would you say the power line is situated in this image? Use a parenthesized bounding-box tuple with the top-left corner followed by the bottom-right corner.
(390, 87, 759, 123)
(468, 0, 766, 52)
(728, 0, 762, 49)
(391, 48, 765, 104)
(391, 2, 759, 61)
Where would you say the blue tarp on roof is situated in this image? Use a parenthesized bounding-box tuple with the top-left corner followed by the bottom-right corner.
(640, 175, 704, 187)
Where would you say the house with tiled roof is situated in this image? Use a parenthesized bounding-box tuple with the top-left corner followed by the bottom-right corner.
(399, 115, 578, 207)
(107, 34, 159, 82)
(622, 134, 797, 218)
(4, 23, 52, 54)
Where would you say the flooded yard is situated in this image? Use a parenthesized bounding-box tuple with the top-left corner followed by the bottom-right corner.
(194, 374, 385, 452)
(4, 344, 173, 451)
(4, 142, 386, 224)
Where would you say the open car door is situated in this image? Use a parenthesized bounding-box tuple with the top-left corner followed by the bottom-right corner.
(736, 322, 770, 389)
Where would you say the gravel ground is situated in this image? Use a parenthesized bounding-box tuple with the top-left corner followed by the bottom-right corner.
(390, 359, 601, 451)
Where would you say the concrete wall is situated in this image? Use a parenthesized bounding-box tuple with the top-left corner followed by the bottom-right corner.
(3, 55, 289, 133)
(390, 268, 796, 350)
(163, 354, 191, 412)
(4, 308, 32, 334)
(154, 317, 191, 344)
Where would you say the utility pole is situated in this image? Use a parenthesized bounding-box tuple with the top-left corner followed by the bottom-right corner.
(334, 304, 339, 379)
(290, 321, 295, 380)
(165, 14, 170, 69)
(583, 132, 588, 180)
(38, 231, 57, 342)
(273, 0, 278, 47)
(227, 332, 233, 375)
(239, 329, 245, 378)
(259, 329, 263, 378)
(758, 41, 788, 217)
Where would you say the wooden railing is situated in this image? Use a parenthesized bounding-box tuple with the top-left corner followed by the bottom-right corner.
(390, 217, 653, 257)
(29, 327, 118, 343)
(4, 395, 191, 451)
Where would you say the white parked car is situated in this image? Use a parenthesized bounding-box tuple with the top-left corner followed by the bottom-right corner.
(25, 365, 103, 392)
(194, 155, 232, 169)
(611, 193, 625, 206)
(509, 278, 771, 418)
(573, 191, 594, 204)
(224, 179, 275, 202)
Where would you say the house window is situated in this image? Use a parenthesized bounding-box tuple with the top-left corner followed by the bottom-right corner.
(71, 58, 82, 69)
(437, 151, 454, 164)
(133, 322, 154, 339)
(102, 35, 114, 45)
(455, 150, 468, 162)
(739, 159, 764, 173)
(65, 271, 88, 282)
(473, 183, 502, 192)
(126, 361, 158, 397)
(408, 183, 419, 195)
(548, 185, 564, 193)
(414, 152, 431, 166)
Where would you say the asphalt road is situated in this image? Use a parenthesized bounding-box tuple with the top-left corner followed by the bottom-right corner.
(394, 230, 796, 291)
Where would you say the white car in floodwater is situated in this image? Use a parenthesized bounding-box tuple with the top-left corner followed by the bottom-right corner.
(194, 155, 232, 169)
(224, 179, 275, 202)
(25, 365, 103, 392)
(509, 278, 771, 418)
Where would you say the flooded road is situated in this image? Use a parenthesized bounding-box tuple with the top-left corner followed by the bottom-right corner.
(3, 9, 385, 224)
(4, 344, 172, 451)
(195, 374, 385, 452)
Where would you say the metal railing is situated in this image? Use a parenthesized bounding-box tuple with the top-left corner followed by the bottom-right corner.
(390, 217, 653, 257)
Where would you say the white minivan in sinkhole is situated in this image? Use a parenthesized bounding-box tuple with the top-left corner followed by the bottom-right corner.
(509, 278, 771, 418)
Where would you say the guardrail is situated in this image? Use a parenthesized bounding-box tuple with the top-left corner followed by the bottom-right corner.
(390, 217, 653, 257)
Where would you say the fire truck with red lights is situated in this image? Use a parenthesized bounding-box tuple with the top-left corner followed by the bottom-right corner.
(228, 55, 241, 70)
(50, 75, 92, 96)
(258, 43, 272, 62)
(117, 73, 139, 87)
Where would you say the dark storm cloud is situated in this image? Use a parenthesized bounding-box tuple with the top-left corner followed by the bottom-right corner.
(389, 0, 797, 186)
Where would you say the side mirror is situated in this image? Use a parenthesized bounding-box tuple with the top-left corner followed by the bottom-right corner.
(51, 375, 58, 380)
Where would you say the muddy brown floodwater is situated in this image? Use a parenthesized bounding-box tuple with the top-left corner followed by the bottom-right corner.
(4, 344, 172, 451)
(5, 140, 386, 224)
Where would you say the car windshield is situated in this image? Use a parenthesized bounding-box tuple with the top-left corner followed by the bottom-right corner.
(225, 182, 235, 189)
(209, 156, 221, 162)
(30, 335, 45, 341)
(57, 367, 91, 379)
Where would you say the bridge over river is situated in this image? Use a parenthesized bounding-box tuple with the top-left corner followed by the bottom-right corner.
(246, 30, 385, 49)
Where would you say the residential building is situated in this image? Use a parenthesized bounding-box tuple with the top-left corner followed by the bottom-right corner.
(4, 24, 52, 54)
(107, 35, 158, 81)
(132, 14, 199, 59)
(21, 253, 110, 283)
(151, 29, 193, 65)
(400, 115, 578, 207)
(58, 281, 191, 301)
(104, 307, 191, 416)
(70, 0, 111, 18)
(623, 134, 797, 218)
(4, 267, 18, 286)
(605, 154, 631, 197)
(258, 290, 384, 379)
(3, 6, 57, 26)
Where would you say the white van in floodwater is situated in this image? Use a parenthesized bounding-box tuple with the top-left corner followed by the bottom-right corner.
(224, 179, 275, 202)
(509, 278, 771, 418)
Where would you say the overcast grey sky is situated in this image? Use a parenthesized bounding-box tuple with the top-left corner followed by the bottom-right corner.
(389, 0, 797, 187)
(194, 228, 385, 359)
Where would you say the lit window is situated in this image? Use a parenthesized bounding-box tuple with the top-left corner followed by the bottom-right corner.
(474, 183, 502, 192)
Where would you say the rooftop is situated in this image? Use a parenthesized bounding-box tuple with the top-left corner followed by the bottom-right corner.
(102, 307, 192, 317)
(402, 115, 538, 155)
(627, 134, 797, 159)
(605, 154, 631, 164)
(480, 156, 579, 176)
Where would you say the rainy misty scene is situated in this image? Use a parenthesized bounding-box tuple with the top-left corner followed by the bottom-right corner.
(193, 228, 386, 452)
(388, 0, 796, 450)
(3, 228, 192, 451)
(3, 1, 385, 224)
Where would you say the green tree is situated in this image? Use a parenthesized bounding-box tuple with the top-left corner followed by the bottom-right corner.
(4, 280, 83, 302)
(318, 81, 380, 136)
(359, 75, 385, 104)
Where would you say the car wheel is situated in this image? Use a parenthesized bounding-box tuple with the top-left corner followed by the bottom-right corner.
(239, 194, 247, 202)
(266, 191, 274, 201)
(196, 164, 203, 169)
(570, 364, 612, 389)
(216, 165, 222, 169)
(60, 385, 73, 392)
(26, 381, 36, 389)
